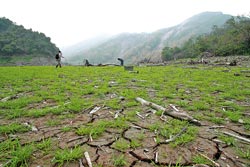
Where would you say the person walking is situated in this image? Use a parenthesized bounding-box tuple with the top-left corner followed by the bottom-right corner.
(55, 50, 64, 68)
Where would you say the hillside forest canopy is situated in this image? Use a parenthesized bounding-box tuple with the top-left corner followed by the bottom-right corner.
(161, 15, 250, 61)
(0, 17, 58, 58)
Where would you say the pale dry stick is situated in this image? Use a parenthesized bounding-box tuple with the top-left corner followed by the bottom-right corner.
(89, 106, 101, 114)
(160, 111, 167, 122)
(192, 165, 210, 167)
(50, 101, 71, 109)
(67, 136, 85, 143)
(130, 124, 142, 130)
(165, 126, 187, 144)
(155, 151, 159, 163)
(136, 111, 145, 119)
(209, 125, 225, 129)
(79, 159, 84, 167)
(197, 151, 220, 167)
(84, 151, 92, 167)
(114, 109, 124, 119)
(98, 145, 108, 153)
(222, 131, 250, 143)
(89, 134, 93, 142)
(169, 104, 180, 112)
(0, 160, 11, 167)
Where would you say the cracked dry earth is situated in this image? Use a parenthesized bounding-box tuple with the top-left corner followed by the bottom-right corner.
(1, 98, 250, 167)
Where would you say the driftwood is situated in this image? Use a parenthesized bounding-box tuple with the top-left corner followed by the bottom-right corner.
(135, 97, 201, 125)
(222, 131, 250, 143)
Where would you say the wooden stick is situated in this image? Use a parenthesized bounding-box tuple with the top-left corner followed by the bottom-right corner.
(89, 134, 93, 142)
(155, 151, 158, 163)
(197, 152, 220, 167)
(89, 106, 101, 114)
(209, 125, 225, 129)
(79, 159, 84, 167)
(136, 111, 145, 119)
(222, 131, 250, 143)
(135, 97, 201, 125)
(169, 104, 180, 112)
(114, 109, 123, 119)
(130, 125, 142, 129)
(84, 151, 92, 167)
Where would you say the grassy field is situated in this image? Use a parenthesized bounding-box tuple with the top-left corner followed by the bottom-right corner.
(0, 64, 249, 167)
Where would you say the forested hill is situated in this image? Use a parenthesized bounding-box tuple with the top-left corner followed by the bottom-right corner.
(0, 17, 58, 65)
(162, 15, 250, 61)
(65, 12, 232, 65)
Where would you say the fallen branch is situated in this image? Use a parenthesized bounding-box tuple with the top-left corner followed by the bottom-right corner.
(135, 97, 201, 125)
(222, 131, 250, 143)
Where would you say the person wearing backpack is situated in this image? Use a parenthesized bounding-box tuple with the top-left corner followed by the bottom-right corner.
(55, 50, 64, 68)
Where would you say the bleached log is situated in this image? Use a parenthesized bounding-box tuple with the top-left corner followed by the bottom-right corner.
(84, 151, 92, 167)
(135, 97, 201, 125)
(222, 131, 250, 143)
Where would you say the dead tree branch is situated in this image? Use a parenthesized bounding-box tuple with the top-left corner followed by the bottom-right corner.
(135, 97, 201, 125)
(222, 131, 250, 143)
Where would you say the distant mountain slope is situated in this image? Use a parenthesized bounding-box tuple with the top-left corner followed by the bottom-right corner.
(61, 34, 111, 58)
(66, 12, 232, 65)
(0, 17, 58, 65)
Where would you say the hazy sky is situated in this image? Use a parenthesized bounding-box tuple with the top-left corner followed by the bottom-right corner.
(0, 0, 249, 47)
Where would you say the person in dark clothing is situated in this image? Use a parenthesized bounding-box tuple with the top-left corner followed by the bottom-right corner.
(55, 50, 64, 68)
(117, 58, 124, 66)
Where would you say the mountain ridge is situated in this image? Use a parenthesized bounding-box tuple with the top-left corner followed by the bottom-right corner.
(0, 17, 59, 65)
(65, 12, 232, 65)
